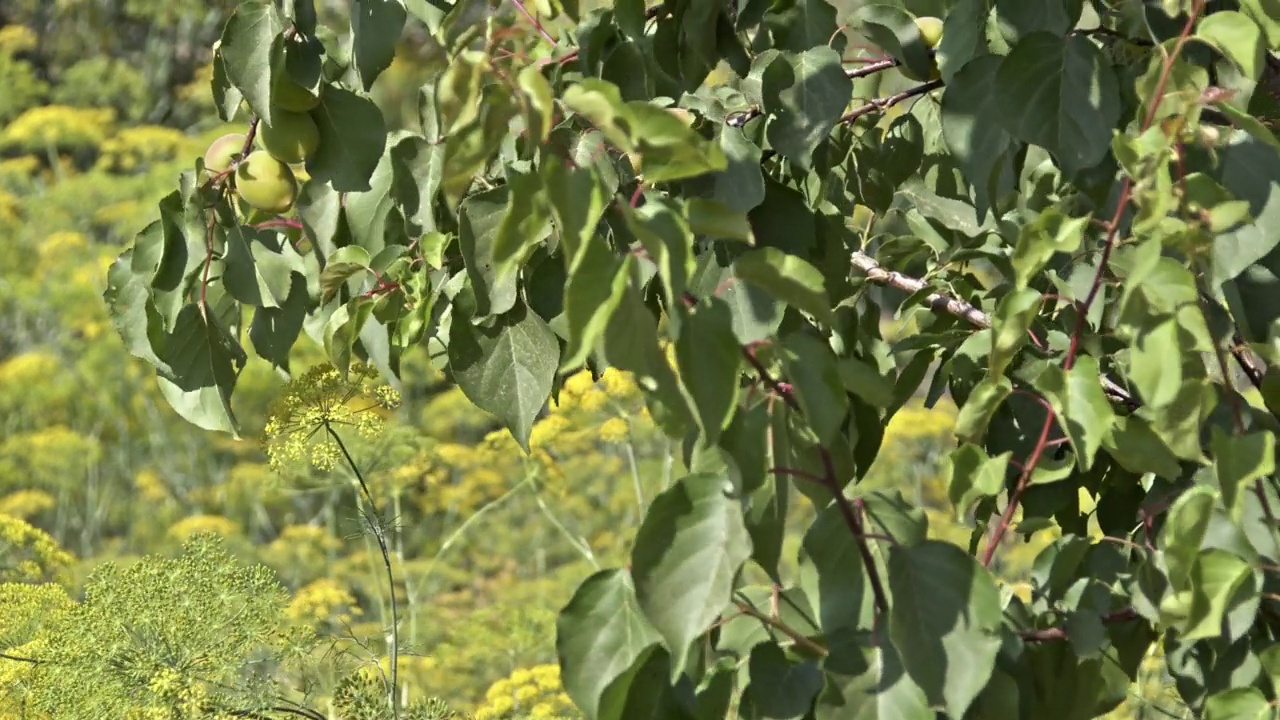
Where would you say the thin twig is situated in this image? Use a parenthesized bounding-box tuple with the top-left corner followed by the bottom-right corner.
(982, 0, 1208, 567)
(509, 0, 558, 46)
(327, 425, 400, 716)
(741, 346, 890, 614)
(841, 79, 943, 124)
(732, 599, 829, 657)
(1018, 607, 1139, 642)
(845, 57, 898, 79)
(848, 251, 1137, 408)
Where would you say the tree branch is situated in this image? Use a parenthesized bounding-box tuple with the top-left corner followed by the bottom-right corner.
(1018, 607, 1139, 642)
(848, 251, 1137, 409)
(731, 599, 829, 657)
(741, 345, 890, 615)
(841, 79, 944, 124)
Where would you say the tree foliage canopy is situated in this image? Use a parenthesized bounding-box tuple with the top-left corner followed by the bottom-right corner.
(92, 0, 1280, 717)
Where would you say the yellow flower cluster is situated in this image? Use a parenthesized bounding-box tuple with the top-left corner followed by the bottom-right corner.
(0, 191, 17, 225)
(0, 514, 73, 583)
(133, 469, 171, 504)
(285, 578, 362, 628)
(0, 25, 38, 55)
(166, 514, 241, 542)
(263, 363, 402, 472)
(474, 663, 576, 720)
(0, 105, 115, 151)
(95, 125, 194, 174)
(133, 666, 212, 719)
(0, 490, 55, 520)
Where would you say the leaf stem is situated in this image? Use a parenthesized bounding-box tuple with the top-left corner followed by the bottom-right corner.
(731, 599, 828, 657)
(327, 424, 400, 715)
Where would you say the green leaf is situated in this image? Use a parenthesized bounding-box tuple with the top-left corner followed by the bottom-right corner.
(219, 0, 283, 126)
(1010, 209, 1088, 289)
(249, 276, 308, 371)
(954, 374, 1012, 443)
(459, 186, 519, 318)
(344, 139, 398, 255)
(1203, 687, 1270, 720)
(1183, 549, 1257, 641)
(1213, 428, 1277, 522)
(517, 65, 555, 143)
(1214, 133, 1280, 286)
(1195, 11, 1265, 81)
(798, 503, 876, 634)
(994, 0, 1083, 38)
(153, 295, 247, 436)
(761, 47, 853, 171)
(627, 200, 695, 312)
(351, 0, 406, 90)
(631, 472, 752, 681)
(946, 444, 1010, 520)
(780, 332, 848, 446)
(940, 54, 1017, 219)
(1128, 317, 1183, 409)
(733, 247, 833, 324)
(492, 169, 551, 277)
(740, 643, 823, 719)
(323, 297, 374, 374)
(710, 126, 766, 214)
(815, 631, 932, 720)
(557, 569, 662, 720)
(543, 159, 608, 263)
(222, 226, 303, 308)
(1102, 415, 1184, 479)
(993, 33, 1120, 175)
(837, 356, 895, 408)
(686, 198, 754, 244)
(319, 246, 373, 303)
(852, 4, 935, 82)
(1159, 485, 1216, 589)
(1034, 355, 1116, 471)
(448, 302, 559, 450)
(675, 298, 742, 443)
(989, 287, 1041, 379)
(562, 239, 632, 371)
(1240, 0, 1280, 49)
(437, 51, 487, 137)
(310, 87, 388, 192)
(887, 540, 1002, 719)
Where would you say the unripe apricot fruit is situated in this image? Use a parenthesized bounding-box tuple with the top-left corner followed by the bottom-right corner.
(235, 151, 298, 214)
(274, 75, 321, 112)
(259, 109, 319, 164)
(203, 133, 246, 174)
(902, 16, 944, 81)
(915, 16, 944, 49)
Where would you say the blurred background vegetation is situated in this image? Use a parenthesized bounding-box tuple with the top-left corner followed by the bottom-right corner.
(0, 1, 1185, 717)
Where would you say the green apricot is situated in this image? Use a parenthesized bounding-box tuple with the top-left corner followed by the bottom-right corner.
(234, 150, 298, 214)
(203, 133, 247, 174)
(259, 109, 319, 164)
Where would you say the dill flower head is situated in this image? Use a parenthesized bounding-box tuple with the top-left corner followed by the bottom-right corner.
(262, 363, 401, 472)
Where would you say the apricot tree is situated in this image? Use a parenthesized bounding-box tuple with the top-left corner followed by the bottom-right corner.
(105, 0, 1280, 717)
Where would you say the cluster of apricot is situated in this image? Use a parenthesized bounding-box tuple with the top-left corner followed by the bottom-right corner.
(202, 72, 320, 217)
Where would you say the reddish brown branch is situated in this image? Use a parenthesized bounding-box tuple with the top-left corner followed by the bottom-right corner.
(1018, 607, 1139, 643)
(982, 0, 1208, 567)
(841, 79, 943, 124)
(742, 345, 890, 614)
